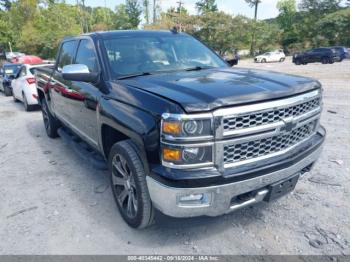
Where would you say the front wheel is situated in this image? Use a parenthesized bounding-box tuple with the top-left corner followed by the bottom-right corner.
(109, 140, 154, 229)
(279, 58, 285, 62)
(261, 58, 266, 63)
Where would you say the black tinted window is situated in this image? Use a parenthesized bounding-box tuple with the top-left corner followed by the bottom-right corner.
(19, 67, 26, 77)
(75, 40, 98, 73)
(3, 64, 21, 75)
(58, 41, 77, 70)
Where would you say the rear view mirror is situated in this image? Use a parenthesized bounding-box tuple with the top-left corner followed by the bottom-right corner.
(62, 64, 98, 83)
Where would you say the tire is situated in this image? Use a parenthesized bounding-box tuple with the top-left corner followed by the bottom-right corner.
(4, 86, 12, 96)
(321, 57, 328, 64)
(13, 93, 19, 102)
(261, 58, 266, 63)
(279, 58, 285, 62)
(294, 59, 301, 65)
(23, 93, 33, 112)
(109, 140, 154, 229)
(41, 98, 60, 138)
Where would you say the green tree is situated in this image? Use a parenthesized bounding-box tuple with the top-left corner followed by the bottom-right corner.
(299, 0, 341, 12)
(255, 21, 282, 52)
(125, 0, 142, 28)
(113, 4, 133, 29)
(316, 8, 350, 46)
(20, 3, 81, 58)
(195, 0, 218, 14)
(277, 0, 297, 50)
(143, 0, 150, 24)
(245, 0, 261, 55)
(0, 0, 12, 11)
(0, 11, 14, 48)
(90, 7, 114, 31)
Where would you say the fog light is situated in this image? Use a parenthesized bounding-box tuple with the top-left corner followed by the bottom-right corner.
(177, 193, 211, 207)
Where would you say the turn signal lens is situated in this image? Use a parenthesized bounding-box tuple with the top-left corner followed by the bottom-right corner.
(162, 121, 181, 135)
(26, 77, 36, 84)
(163, 148, 181, 162)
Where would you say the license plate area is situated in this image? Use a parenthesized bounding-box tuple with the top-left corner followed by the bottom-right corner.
(264, 174, 300, 202)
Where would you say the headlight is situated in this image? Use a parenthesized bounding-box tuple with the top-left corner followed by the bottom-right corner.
(161, 113, 214, 169)
(161, 113, 213, 139)
(161, 144, 213, 168)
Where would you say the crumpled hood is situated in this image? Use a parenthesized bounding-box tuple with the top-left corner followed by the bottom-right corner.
(119, 67, 320, 113)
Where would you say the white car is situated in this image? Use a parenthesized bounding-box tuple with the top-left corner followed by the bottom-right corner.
(254, 51, 286, 63)
(12, 64, 51, 111)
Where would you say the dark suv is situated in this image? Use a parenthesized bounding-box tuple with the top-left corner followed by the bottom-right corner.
(330, 46, 348, 61)
(0, 63, 22, 96)
(293, 47, 340, 65)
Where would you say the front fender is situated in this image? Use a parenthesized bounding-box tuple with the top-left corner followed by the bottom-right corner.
(98, 98, 160, 173)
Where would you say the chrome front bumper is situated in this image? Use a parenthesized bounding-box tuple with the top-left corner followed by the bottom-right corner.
(146, 143, 323, 218)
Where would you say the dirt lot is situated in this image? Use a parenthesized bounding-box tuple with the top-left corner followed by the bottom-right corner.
(0, 58, 349, 255)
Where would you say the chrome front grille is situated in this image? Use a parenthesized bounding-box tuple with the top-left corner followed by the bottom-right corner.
(223, 97, 320, 132)
(213, 89, 322, 169)
(223, 120, 317, 165)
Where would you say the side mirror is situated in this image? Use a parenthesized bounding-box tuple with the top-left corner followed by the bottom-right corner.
(62, 64, 98, 83)
(225, 58, 238, 66)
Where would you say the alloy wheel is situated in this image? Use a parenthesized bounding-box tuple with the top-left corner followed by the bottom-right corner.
(112, 154, 138, 219)
(42, 102, 50, 132)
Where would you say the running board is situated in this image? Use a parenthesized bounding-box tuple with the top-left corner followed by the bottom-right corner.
(57, 127, 107, 170)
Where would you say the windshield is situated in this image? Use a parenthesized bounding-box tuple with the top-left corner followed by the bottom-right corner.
(3, 64, 21, 75)
(103, 34, 228, 77)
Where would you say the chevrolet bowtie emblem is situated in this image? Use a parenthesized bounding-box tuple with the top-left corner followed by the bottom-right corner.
(280, 118, 297, 132)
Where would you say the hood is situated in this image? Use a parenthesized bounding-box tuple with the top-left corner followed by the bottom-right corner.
(119, 67, 320, 113)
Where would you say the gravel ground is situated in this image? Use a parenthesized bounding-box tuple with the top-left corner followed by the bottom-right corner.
(0, 58, 349, 255)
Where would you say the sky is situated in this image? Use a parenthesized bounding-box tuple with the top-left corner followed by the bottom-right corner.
(67, 0, 304, 20)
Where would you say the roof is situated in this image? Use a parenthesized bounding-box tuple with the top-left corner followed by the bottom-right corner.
(64, 30, 187, 41)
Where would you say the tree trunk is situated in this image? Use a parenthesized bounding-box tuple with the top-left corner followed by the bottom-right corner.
(153, 0, 156, 23)
(250, 1, 259, 56)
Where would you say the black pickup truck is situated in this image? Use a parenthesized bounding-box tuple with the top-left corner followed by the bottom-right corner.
(36, 30, 325, 228)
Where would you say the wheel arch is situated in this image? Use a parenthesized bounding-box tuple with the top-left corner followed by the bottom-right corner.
(100, 122, 153, 176)
(37, 88, 45, 105)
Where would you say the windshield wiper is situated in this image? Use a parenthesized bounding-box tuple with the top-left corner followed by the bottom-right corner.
(117, 72, 152, 80)
(184, 66, 213, 71)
